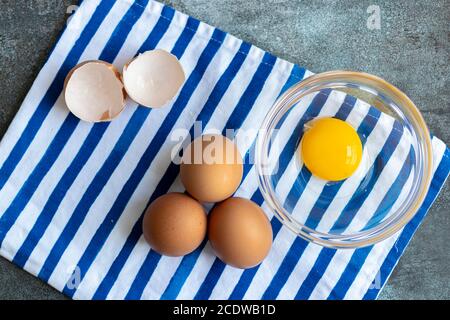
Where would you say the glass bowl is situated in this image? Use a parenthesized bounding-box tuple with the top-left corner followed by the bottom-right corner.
(255, 71, 433, 248)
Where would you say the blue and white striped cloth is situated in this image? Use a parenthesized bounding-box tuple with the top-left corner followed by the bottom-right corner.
(0, 0, 448, 300)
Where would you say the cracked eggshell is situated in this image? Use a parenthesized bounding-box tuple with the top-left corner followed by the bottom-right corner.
(64, 60, 126, 122)
(122, 49, 185, 108)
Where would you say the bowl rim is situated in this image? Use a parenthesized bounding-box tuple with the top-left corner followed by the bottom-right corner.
(255, 70, 433, 248)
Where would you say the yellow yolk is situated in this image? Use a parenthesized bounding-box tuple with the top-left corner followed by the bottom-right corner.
(300, 117, 362, 181)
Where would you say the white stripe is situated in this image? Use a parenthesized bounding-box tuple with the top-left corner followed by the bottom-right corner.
(113, 0, 171, 69)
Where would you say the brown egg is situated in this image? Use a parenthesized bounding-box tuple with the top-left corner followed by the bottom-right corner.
(180, 134, 243, 203)
(142, 193, 207, 257)
(208, 197, 273, 269)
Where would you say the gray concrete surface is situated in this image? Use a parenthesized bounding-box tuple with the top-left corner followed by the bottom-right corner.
(0, 0, 448, 300)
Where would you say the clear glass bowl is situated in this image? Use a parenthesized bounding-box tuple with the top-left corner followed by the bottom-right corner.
(255, 71, 433, 248)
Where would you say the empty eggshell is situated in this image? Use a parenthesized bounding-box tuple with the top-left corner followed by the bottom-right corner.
(208, 197, 273, 269)
(142, 192, 207, 257)
(64, 60, 126, 122)
(122, 49, 185, 108)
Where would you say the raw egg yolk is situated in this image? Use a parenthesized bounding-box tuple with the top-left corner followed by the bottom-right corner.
(301, 117, 362, 181)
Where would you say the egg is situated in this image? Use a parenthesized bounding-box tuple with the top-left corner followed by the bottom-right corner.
(142, 193, 207, 257)
(64, 60, 126, 122)
(208, 197, 273, 269)
(180, 134, 243, 203)
(123, 49, 185, 108)
(301, 117, 362, 181)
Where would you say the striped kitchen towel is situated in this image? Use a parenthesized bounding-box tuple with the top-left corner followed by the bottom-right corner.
(0, 0, 448, 300)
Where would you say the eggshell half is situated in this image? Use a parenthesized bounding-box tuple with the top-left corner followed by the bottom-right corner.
(208, 197, 273, 269)
(64, 60, 126, 122)
(122, 49, 185, 108)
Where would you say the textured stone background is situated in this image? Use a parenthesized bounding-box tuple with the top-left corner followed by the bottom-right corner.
(0, 0, 448, 300)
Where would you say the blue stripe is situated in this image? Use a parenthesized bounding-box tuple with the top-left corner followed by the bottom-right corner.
(334, 96, 357, 120)
(129, 52, 277, 300)
(61, 15, 199, 298)
(221, 54, 277, 132)
(171, 18, 200, 59)
(228, 92, 356, 300)
(0, 0, 115, 191)
(101, 0, 151, 62)
(193, 259, 226, 300)
(193, 66, 306, 300)
(36, 5, 176, 283)
(0, 0, 149, 248)
(261, 106, 382, 300)
(293, 123, 407, 300)
(88, 29, 233, 300)
(362, 147, 450, 300)
(363, 147, 416, 231)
